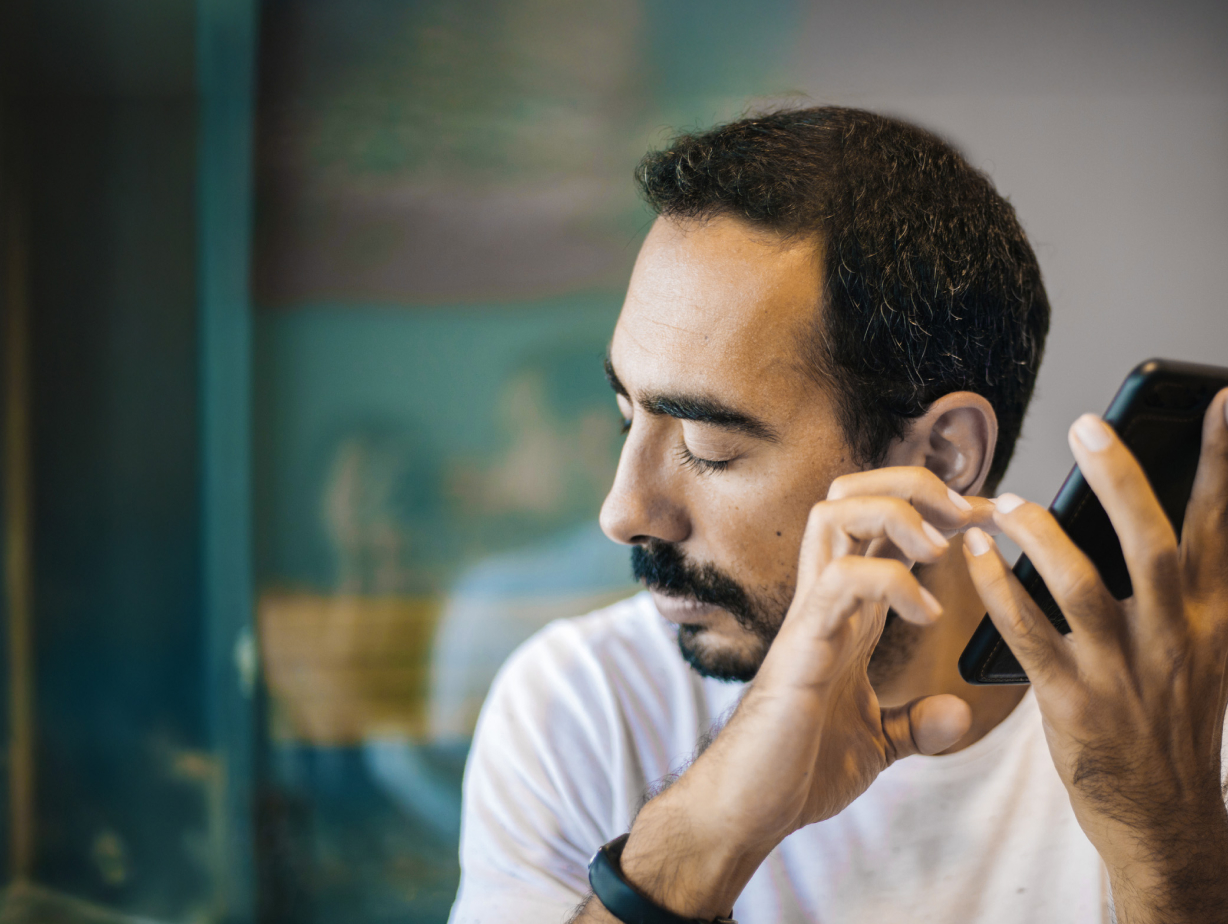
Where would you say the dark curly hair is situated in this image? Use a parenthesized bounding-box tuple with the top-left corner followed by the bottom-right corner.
(636, 106, 1050, 491)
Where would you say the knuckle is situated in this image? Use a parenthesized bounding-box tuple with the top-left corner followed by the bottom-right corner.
(1018, 630, 1059, 673)
(981, 564, 1014, 597)
(883, 496, 920, 521)
(820, 555, 859, 585)
(805, 500, 835, 534)
(1012, 501, 1051, 531)
(882, 558, 913, 583)
(824, 555, 900, 592)
(1059, 561, 1105, 607)
(827, 474, 855, 500)
(1137, 534, 1180, 578)
(983, 571, 1024, 616)
(1208, 490, 1228, 522)
(1102, 463, 1134, 495)
(999, 593, 1052, 651)
(1003, 605, 1033, 639)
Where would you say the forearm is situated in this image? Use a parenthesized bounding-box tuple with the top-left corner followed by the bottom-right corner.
(567, 777, 773, 923)
(1105, 808, 1228, 924)
(618, 791, 769, 920)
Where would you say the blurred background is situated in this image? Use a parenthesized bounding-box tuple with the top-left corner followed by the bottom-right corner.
(0, 0, 1225, 921)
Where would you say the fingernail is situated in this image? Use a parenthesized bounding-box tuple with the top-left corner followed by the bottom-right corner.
(1072, 413, 1112, 452)
(919, 586, 943, 618)
(964, 526, 992, 556)
(947, 488, 973, 512)
(994, 493, 1025, 515)
(921, 520, 949, 549)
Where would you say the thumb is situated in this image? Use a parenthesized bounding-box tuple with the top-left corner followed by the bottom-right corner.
(880, 694, 972, 763)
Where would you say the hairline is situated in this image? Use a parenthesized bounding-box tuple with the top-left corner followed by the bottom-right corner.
(639, 210, 1001, 482)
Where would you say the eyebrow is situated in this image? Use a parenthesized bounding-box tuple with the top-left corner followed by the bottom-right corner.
(604, 356, 629, 397)
(603, 356, 780, 443)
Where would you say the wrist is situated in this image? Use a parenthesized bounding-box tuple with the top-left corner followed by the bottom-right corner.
(1101, 810, 1228, 923)
(619, 790, 774, 921)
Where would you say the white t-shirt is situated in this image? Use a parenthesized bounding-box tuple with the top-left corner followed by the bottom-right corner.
(451, 592, 1114, 923)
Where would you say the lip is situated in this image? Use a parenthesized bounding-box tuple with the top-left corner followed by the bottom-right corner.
(649, 590, 720, 624)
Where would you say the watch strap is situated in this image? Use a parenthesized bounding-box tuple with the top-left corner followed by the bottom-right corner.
(587, 834, 737, 924)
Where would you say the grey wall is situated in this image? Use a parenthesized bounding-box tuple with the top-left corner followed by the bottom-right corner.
(783, 0, 1228, 506)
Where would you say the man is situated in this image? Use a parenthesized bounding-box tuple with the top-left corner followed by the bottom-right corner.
(449, 107, 1228, 922)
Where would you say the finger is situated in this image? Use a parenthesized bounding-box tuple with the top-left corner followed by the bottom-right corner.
(881, 694, 972, 763)
(863, 535, 912, 567)
(807, 496, 950, 564)
(933, 496, 1001, 539)
(959, 496, 1002, 536)
(1068, 414, 1181, 622)
(1182, 388, 1228, 596)
(963, 527, 1074, 682)
(804, 556, 942, 634)
(827, 467, 974, 530)
(989, 496, 1124, 641)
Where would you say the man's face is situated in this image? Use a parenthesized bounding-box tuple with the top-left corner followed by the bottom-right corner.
(600, 216, 861, 681)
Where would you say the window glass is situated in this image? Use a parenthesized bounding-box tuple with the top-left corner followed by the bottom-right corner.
(252, 1, 801, 919)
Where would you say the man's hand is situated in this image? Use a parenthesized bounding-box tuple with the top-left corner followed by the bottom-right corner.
(599, 468, 986, 921)
(963, 391, 1228, 924)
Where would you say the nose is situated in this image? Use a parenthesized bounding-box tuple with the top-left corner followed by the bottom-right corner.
(599, 426, 689, 547)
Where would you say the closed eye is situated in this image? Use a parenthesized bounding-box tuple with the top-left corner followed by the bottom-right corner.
(677, 444, 730, 475)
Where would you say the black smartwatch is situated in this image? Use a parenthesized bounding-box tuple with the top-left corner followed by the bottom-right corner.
(587, 834, 738, 924)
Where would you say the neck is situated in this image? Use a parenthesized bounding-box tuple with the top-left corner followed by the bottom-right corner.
(874, 533, 1027, 752)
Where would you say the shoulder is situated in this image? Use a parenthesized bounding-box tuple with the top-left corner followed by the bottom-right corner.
(477, 592, 692, 770)
(493, 591, 681, 702)
(464, 590, 687, 805)
(505, 590, 677, 669)
(461, 591, 714, 844)
(452, 593, 695, 922)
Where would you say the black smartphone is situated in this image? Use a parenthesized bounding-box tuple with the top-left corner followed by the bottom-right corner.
(958, 358, 1228, 685)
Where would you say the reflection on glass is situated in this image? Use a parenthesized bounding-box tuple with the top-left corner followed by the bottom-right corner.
(252, 0, 800, 919)
(254, 325, 637, 919)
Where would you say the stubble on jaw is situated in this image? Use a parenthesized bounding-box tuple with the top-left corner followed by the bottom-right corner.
(865, 610, 923, 688)
(632, 539, 789, 682)
(633, 541, 925, 686)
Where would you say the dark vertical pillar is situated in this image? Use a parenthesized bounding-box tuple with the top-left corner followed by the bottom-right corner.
(198, 1, 260, 921)
(0, 0, 34, 890)
(2, 0, 231, 919)
(2, 115, 34, 890)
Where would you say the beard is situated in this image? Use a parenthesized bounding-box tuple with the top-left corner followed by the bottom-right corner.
(631, 540, 922, 686)
(632, 540, 785, 682)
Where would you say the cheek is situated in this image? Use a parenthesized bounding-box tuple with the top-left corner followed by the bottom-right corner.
(689, 457, 844, 586)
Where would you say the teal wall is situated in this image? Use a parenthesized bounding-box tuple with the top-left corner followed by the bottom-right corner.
(254, 296, 623, 592)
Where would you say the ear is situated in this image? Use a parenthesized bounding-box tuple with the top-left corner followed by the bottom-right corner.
(883, 392, 998, 497)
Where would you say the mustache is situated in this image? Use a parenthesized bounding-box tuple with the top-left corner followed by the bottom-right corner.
(631, 540, 758, 630)
(632, 541, 917, 687)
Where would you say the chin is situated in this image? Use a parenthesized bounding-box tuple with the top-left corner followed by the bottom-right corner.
(676, 624, 768, 683)
(675, 608, 924, 688)
(866, 609, 924, 689)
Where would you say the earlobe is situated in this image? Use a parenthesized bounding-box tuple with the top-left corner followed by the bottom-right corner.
(886, 392, 998, 496)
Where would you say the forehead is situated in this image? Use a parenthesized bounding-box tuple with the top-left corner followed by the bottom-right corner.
(611, 216, 823, 404)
